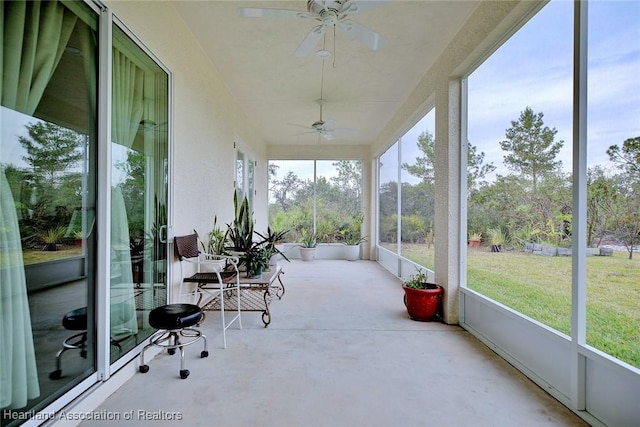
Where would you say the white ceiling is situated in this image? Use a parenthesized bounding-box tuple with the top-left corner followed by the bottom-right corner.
(172, 0, 480, 146)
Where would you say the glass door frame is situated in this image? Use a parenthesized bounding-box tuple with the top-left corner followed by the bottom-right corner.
(99, 12, 173, 380)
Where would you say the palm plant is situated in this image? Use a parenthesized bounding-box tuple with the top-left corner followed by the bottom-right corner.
(38, 226, 67, 251)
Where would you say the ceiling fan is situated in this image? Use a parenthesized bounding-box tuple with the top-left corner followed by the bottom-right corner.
(238, 0, 388, 57)
(289, 99, 357, 141)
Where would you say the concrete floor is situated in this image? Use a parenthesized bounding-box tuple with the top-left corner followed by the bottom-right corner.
(80, 260, 588, 427)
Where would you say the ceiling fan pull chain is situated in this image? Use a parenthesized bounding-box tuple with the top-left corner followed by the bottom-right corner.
(333, 24, 337, 68)
(320, 34, 326, 104)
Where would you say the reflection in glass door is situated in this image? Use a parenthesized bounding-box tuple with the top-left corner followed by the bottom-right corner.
(110, 24, 168, 363)
(1, 1, 98, 423)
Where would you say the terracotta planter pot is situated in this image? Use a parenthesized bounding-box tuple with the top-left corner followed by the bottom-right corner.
(402, 283, 443, 321)
(468, 239, 481, 247)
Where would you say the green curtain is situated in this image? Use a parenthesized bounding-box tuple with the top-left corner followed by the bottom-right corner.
(1, 0, 76, 113)
(1, 0, 76, 409)
(110, 47, 145, 338)
(112, 48, 144, 148)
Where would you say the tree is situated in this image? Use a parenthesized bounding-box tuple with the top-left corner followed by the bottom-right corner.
(331, 160, 362, 196)
(608, 178, 640, 260)
(401, 130, 495, 191)
(606, 136, 640, 259)
(19, 122, 84, 185)
(402, 130, 435, 184)
(18, 121, 84, 231)
(270, 170, 302, 211)
(499, 107, 563, 192)
(117, 150, 146, 237)
(330, 160, 362, 216)
(606, 136, 640, 178)
(467, 143, 496, 191)
(587, 166, 617, 247)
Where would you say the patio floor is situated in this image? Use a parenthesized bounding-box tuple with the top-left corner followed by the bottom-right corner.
(80, 260, 588, 427)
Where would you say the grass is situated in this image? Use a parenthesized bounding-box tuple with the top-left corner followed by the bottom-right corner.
(22, 246, 82, 265)
(399, 244, 640, 369)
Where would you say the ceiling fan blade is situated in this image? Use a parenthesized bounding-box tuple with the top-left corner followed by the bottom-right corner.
(238, 7, 312, 19)
(295, 25, 326, 57)
(323, 119, 337, 129)
(331, 128, 358, 135)
(339, 19, 388, 51)
(294, 130, 319, 136)
(341, 0, 391, 16)
(287, 122, 314, 130)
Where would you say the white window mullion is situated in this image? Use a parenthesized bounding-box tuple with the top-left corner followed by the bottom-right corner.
(397, 137, 402, 258)
(570, 0, 588, 411)
(96, 4, 113, 382)
(460, 77, 469, 292)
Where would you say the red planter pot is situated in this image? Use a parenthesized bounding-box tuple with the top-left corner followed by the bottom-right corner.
(402, 284, 443, 321)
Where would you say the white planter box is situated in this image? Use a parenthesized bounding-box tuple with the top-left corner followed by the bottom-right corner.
(277, 243, 347, 260)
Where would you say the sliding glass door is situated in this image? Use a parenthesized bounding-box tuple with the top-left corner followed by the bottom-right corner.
(110, 23, 168, 363)
(1, 3, 170, 424)
(1, 0, 98, 420)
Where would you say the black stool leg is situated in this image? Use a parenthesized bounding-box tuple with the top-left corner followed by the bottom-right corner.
(49, 331, 87, 380)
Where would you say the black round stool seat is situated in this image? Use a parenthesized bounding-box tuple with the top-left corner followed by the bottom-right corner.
(62, 307, 88, 331)
(149, 303, 203, 330)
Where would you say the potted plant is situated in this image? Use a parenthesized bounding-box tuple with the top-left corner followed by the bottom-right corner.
(39, 226, 66, 251)
(299, 228, 317, 262)
(245, 230, 291, 277)
(202, 215, 228, 256)
(339, 213, 367, 261)
(244, 244, 270, 278)
(256, 226, 290, 267)
(468, 231, 482, 247)
(402, 268, 443, 321)
(73, 230, 84, 246)
(487, 227, 507, 252)
(226, 191, 255, 262)
(225, 192, 291, 274)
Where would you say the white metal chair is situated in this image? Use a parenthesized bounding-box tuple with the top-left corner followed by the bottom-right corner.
(174, 233, 242, 348)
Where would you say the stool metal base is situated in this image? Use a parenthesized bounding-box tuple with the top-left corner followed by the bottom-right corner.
(49, 331, 87, 380)
(139, 327, 208, 379)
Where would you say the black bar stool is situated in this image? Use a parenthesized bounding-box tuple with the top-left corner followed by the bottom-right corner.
(139, 303, 208, 379)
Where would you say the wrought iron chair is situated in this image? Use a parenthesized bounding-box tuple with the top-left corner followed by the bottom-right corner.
(174, 233, 242, 348)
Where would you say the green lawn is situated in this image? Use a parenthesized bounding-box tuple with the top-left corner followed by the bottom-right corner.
(22, 246, 82, 265)
(400, 244, 640, 369)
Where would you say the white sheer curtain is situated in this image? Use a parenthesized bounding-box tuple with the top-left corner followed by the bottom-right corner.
(112, 49, 144, 147)
(110, 48, 145, 337)
(1, 0, 76, 409)
(0, 172, 40, 409)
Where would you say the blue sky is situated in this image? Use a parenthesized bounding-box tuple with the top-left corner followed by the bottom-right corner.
(467, 0, 640, 178)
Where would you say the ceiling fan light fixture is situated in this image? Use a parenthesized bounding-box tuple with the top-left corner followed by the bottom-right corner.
(316, 49, 332, 59)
